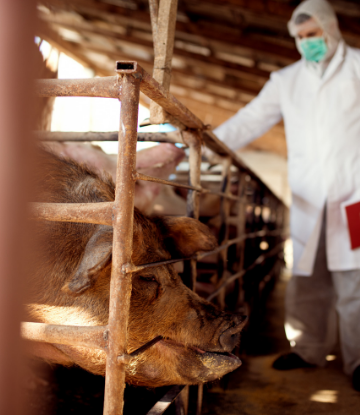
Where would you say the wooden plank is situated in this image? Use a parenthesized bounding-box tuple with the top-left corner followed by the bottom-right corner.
(38, 4, 299, 64)
(37, 22, 109, 76)
(40, 14, 278, 78)
(52, 36, 266, 92)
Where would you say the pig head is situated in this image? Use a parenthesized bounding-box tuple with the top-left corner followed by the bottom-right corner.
(28, 149, 246, 387)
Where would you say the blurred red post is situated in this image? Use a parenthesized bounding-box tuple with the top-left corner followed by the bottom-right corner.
(0, 1, 36, 414)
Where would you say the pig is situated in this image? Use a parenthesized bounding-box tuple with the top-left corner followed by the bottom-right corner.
(43, 142, 186, 215)
(27, 148, 246, 387)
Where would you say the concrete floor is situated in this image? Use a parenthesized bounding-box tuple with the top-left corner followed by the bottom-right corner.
(202, 273, 360, 415)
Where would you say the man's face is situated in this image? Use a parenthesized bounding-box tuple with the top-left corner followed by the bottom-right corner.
(296, 17, 324, 40)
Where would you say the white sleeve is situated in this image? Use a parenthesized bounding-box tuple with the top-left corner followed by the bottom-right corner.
(213, 72, 283, 151)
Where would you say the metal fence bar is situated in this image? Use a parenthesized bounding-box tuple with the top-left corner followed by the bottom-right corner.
(135, 172, 241, 201)
(235, 173, 247, 309)
(35, 76, 121, 98)
(103, 73, 140, 415)
(215, 158, 232, 309)
(34, 131, 184, 144)
(30, 58, 289, 415)
(182, 130, 203, 413)
(147, 385, 185, 415)
(21, 322, 108, 350)
(31, 202, 113, 226)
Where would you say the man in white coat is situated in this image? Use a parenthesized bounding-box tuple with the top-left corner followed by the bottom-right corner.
(213, 0, 360, 390)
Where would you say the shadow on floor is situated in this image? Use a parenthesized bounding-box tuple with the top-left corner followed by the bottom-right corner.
(202, 272, 360, 415)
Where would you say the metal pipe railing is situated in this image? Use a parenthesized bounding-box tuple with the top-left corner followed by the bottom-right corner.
(34, 130, 184, 144)
(28, 59, 288, 415)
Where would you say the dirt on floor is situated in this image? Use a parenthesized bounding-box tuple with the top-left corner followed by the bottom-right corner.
(202, 270, 360, 415)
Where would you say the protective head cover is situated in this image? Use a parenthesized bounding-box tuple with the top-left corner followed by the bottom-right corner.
(288, 0, 342, 73)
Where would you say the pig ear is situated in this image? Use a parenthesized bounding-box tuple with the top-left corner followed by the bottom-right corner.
(157, 216, 217, 257)
(63, 226, 113, 295)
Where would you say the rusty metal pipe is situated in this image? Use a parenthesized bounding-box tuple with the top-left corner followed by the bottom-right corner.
(116, 61, 203, 130)
(31, 202, 113, 226)
(147, 386, 185, 415)
(130, 335, 163, 358)
(103, 74, 140, 415)
(34, 131, 185, 144)
(35, 76, 120, 98)
(21, 322, 108, 350)
(134, 171, 203, 192)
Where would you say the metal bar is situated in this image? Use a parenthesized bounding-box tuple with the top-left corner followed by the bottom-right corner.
(216, 158, 232, 309)
(34, 130, 185, 144)
(147, 386, 185, 415)
(21, 322, 108, 350)
(117, 61, 203, 129)
(207, 242, 285, 302)
(135, 172, 240, 201)
(183, 130, 202, 415)
(130, 335, 163, 358)
(124, 257, 190, 273)
(235, 173, 247, 309)
(103, 74, 140, 415)
(134, 171, 203, 192)
(31, 202, 113, 226)
(196, 384, 203, 415)
(183, 130, 202, 291)
(35, 76, 120, 98)
(149, 0, 178, 124)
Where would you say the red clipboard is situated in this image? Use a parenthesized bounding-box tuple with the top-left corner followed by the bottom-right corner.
(344, 201, 360, 250)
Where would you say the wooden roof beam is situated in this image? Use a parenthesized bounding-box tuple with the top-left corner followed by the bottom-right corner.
(38, 1, 299, 63)
(39, 14, 273, 84)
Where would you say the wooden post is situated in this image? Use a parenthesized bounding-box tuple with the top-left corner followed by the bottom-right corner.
(149, 0, 178, 124)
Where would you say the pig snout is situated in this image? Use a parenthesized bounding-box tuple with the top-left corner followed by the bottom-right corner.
(219, 314, 247, 352)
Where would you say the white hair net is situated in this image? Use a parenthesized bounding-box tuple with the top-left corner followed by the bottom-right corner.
(288, 0, 342, 41)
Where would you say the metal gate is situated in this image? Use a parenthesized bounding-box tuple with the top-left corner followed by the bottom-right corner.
(23, 60, 288, 415)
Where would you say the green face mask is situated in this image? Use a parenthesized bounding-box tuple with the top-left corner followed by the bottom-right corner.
(299, 37, 328, 62)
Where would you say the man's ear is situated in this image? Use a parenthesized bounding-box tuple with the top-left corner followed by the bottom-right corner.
(156, 216, 217, 258)
(63, 225, 113, 295)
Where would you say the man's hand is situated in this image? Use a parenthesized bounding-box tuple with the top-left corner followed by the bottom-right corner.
(202, 146, 227, 166)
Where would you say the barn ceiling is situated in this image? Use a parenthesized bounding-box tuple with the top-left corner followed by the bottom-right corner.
(36, 0, 360, 157)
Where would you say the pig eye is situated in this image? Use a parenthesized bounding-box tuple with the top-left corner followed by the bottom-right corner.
(139, 275, 157, 283)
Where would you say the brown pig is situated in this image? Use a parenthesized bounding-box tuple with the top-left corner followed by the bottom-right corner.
(27, 149, 246, 387)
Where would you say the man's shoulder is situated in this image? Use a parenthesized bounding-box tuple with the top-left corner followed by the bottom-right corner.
(271, 60, 303, 81)
(346, 44, 360, 60)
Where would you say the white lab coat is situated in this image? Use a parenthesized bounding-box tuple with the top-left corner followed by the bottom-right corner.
(214, 40, 360, 275)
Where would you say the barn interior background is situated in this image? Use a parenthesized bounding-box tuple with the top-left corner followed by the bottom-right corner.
(25, 1, 360, 414)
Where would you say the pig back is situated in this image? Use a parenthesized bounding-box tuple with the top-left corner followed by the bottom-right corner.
(29, 149, 116, 317)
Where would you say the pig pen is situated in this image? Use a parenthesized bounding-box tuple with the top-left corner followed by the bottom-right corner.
(26, 60, 288, 415)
